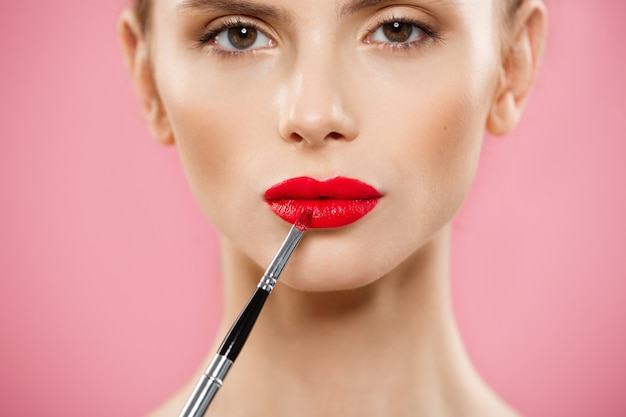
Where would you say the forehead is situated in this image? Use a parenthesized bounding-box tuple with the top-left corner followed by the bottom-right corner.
(163, 0, 489, 19)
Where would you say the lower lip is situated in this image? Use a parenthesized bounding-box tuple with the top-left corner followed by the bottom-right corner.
(266, 199, 379, 229)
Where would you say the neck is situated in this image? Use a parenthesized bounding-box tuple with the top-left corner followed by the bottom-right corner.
(203, 226, 514, 417)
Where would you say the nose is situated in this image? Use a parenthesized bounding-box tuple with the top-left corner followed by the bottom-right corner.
(277, 48, 358, 146)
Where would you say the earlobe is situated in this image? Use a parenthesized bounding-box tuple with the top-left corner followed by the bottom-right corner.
(117, 9, 174, 145)
(487, 85, 519, 137)
(487, 0, 548, 137)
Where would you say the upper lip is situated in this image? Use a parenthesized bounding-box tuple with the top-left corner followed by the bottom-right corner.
(264, 176, 382, 200)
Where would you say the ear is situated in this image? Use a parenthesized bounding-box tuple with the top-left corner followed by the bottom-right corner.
(117, 9, 174, 145)
(487, 0, 548, 136)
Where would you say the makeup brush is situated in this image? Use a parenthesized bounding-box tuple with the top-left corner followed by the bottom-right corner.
(178, 210, 312, 417)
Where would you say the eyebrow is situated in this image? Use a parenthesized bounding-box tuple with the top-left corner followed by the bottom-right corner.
(177, 0, 292, 21)
(338, 0, 450, 17)
(339, 0, 396, 17)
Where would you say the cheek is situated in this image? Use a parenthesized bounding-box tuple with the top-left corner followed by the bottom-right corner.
(356, 36, 498, 217)
(154, 58, 277, 227)
(156, 92, 246, 231)
(372, 67, 491, 227)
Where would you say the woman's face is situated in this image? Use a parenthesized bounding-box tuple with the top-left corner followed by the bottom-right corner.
(145, 0, 505, 291)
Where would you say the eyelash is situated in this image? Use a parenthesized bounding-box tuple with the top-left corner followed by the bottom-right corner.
(196, 15, 442, 56)
(196, 17, 270, 57)
(365, 16, 442, 50)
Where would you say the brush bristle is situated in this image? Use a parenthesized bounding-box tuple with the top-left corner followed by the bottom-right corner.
(295, 210, 313, 231)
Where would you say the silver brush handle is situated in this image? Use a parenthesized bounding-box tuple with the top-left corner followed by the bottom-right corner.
(177, 218, 309, 417)
(178, 355, 233, 417)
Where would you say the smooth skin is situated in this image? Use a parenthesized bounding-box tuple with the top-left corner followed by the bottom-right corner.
(119, 0, 547, 415)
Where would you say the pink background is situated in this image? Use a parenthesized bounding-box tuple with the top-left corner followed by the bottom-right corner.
(1, 1, 624, 416)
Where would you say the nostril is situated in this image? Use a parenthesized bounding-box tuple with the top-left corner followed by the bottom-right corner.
(290, 132, 304, 143)
(286, 131, 344, 144)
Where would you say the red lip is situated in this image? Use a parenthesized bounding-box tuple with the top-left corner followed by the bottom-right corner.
(264, 176, 381, 228)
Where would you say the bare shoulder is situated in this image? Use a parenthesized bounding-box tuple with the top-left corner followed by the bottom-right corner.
(466, 393, 524, 417)
(145, 389, 191, 417)
(451, 381, 523, 417)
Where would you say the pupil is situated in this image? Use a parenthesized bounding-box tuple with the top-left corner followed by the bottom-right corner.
(239, 28, 248, 38)
(392, 22, 401, 33)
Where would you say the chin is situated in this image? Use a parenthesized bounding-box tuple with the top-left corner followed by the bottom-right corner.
(275, 242, 393, 293)
(279, 272, 374, 293)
